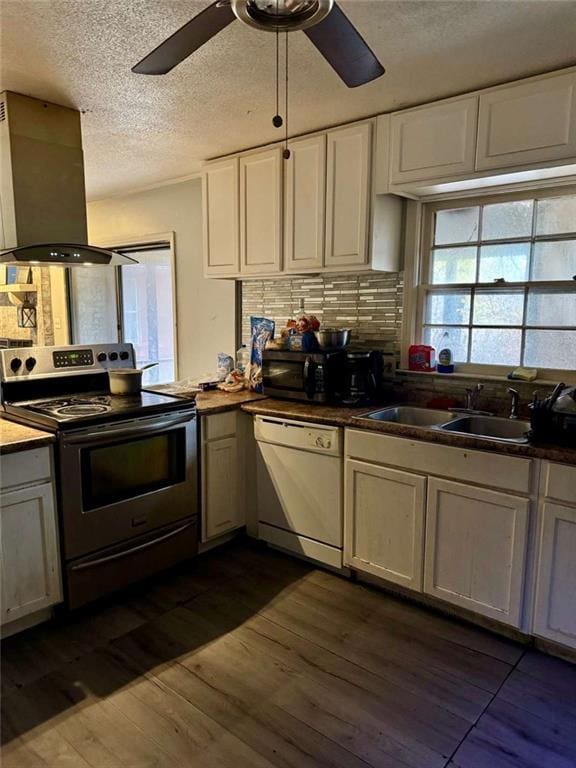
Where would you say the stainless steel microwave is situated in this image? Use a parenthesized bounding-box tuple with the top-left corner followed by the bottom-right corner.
(262, 349, 346, 403)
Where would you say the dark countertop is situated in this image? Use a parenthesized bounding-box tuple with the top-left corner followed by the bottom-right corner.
(195, 390, 267, 415)
(0, 419, 56, 455)
(241, 398, 576, 466)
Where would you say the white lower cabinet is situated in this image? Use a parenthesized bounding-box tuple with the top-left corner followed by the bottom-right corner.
(424, 478, 529, 627)
(201, 412, 246, 542)
(344, 459, 426, 590)
(533, 500, 576, 649)
(1, 460, 62, 628)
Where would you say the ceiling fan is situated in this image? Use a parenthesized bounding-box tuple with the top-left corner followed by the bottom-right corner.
(132, 0, 385, 88)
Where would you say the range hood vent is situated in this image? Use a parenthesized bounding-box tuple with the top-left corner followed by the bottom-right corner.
(0, 91, 134, 266)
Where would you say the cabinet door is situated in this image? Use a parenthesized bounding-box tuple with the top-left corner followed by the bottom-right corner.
(325, 123, 371, 269)
(239, 148, 283, 275)
(390, 97, 478, 184)
(202, 158, 240, 277)
(203, 436, 244, 541)
(1, 482, 62, 625)
(345, 459, 426, 591)
(284, 135, 326, 272)
(476, 73, 576, 171)
(424, 478, 529, 627)
(533, 503, 576, 649)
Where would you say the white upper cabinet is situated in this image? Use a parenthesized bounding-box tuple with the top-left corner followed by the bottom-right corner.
(424, 478, 529, 628)
(390, 97, 478, 185)
(284, 134, 326, 272)
(239, 147, 283, 275)
(476, 72, 576, 171)
(202, 158, 240, 277)
(325, 122, 372, 269)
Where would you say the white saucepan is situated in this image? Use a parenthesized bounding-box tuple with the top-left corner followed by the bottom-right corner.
(108, 363, 158, 395)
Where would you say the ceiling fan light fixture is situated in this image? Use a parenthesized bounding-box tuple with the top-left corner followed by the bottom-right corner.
(231, 0, 334, 33)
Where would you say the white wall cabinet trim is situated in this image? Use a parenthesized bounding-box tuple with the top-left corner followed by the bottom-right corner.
(424, 477, 529, 627)
(325, 122, 372, 269)
(533, 502, 576, 649)
(202, 157, 240, 277)
(344, 459, 426, 591)
(476, 72, 576, 171)
(239, 147, 283, 275)
(284, 134, 326, 272)
(390, 97, 479, 185)
(1, 481, 62, 625)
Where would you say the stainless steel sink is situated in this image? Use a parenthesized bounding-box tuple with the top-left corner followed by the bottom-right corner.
(362, 406, 458, 427)
(435, 415, 531, 443)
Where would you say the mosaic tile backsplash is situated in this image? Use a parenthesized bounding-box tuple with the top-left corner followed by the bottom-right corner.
(241, 272, 404, 356)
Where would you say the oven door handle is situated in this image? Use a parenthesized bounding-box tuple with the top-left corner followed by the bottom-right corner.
(62, 410, 196, 445)
(69, 521, 195, 571)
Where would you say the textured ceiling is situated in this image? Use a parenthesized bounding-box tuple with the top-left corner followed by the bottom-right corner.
(1, 0, 576, 201)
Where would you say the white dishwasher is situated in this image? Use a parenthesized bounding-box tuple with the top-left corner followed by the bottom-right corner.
(254, 415, 343, 568)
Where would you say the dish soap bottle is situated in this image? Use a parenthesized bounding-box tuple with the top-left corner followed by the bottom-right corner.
(437, 331, 454, 373)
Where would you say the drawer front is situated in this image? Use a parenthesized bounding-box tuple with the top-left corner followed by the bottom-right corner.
(345, 430, 532, 495)
(542, 462, 576, 505)
(1, 447, 51, 490)
(203, 411, 238, 442)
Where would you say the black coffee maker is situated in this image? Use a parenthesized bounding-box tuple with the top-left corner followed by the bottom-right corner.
(340, 349, 383, 406)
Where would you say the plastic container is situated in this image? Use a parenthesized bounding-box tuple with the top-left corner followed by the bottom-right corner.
(408, 345, 436, 372)
(236, 344, 250, 375)
(437, 332, 454, 373)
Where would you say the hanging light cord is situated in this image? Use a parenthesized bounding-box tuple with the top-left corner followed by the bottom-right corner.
(284, 31, 290, 158)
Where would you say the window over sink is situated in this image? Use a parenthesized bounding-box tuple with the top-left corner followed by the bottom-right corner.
(416, 187, 576, 376)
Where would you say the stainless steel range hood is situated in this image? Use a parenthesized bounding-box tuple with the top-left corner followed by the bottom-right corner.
(0, 91, 136, 266)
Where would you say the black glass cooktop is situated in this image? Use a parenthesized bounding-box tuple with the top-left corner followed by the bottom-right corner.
(4, 390, 196, 431)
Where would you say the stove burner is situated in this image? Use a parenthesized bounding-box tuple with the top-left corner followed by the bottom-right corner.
(56, 403, 110, 416)
(26, 395, 114, 418)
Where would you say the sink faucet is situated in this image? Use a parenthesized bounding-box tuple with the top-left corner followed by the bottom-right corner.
(465, 383, 484, 411)
(508, 387, 520, 419)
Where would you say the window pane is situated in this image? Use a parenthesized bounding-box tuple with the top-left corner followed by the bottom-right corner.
(526, 289, 576, 327)
(70, 267, 119, 344)
(431, 247, 477, 284)
(473, 290, 524, 326)
(423, 326, 469, 362)
(536, 195, 576, 235)
(478, 243, 530, 283)
(121, 249, 175, 385)
(426, 291, 471, 325)
(524, 330, 576, 369)
(531, 241, 576, 281)
(470, 328, 522, 365)
(482, 200, 533, 240)
(435, 207, 479, 245)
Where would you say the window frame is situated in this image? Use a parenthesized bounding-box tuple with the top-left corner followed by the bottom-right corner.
(70, 231, 179, 382)
(411, 186, 576, 382)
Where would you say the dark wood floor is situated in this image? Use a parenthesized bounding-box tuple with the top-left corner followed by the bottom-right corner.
(2, 540, 576, 768)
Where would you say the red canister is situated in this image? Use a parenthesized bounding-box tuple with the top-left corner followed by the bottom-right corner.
(408, 345, 436, 372)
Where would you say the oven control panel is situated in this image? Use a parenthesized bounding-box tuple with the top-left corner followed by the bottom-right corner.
(53, 349, 94, 368)
(0, 343, 135, 382)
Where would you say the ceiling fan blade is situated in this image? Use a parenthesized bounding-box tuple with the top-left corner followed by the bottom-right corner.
(132, 1, 236, 75)
(304, 3, 385, 88)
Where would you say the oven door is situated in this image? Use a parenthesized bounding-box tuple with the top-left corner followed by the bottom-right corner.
(58, 409, 197, 560)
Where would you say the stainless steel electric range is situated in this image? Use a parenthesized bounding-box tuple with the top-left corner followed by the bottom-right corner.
(0, 343, 198, 609)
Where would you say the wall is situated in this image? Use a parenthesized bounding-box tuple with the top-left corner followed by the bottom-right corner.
(241, 271, 404, 356)
(87, 179, 236, 379)
(240, 269, 559, 415)
(0, 267, 56, 346)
